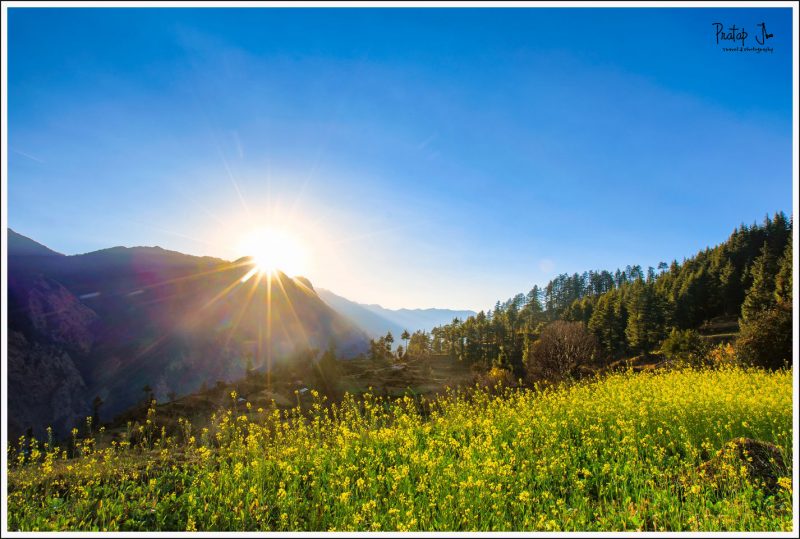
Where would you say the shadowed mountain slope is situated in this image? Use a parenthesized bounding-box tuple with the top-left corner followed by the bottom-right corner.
(7, 230, 368, 437)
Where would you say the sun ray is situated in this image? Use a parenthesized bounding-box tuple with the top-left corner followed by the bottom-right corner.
(265, 273, 273, 388)
(222, 270, 261, 349)
(240, 266, 260, 283)
(122, 258, 255, 299)
(198, 272, 250, 312)
(270, 271, 311, 349)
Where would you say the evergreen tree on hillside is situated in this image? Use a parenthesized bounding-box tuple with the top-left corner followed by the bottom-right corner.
(741, 242, 779, 323)
(717, 259, 739, 316)
(401, 330, 410, 355)
(765, 212, 791, 258)
(563, 296, 594, 325)
(625, 280, 667, 354)
(521, 286, 544, 331)
(408, 330, 432, 357)
(774, 241, 793, 305)
(428, 211, 791, 374)
(737, 305, 792, 370)
(588, 290, 628, 360)
(671, 264, 714, 329)
(474, 311, 488, 363)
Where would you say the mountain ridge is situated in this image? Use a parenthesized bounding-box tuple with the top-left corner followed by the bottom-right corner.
(6, 229, 369, 438)
(317, 288, 476, 340)
(8, 228, 65, 257)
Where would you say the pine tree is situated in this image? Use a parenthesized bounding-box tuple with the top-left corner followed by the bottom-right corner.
(741, 242, 778, 323)
(588, 291, 628, 360)
(718, 259, 739, 316)
(625, 281, 667, 354)
(774, 241, 792, 305)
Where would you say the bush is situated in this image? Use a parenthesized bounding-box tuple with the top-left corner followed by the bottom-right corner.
(708, 342, 738, 368)
(527, 321, 597, 381)
(474, 366, 517, 391)
(736, 305, 792, 370)
(660, 328, 710, 367)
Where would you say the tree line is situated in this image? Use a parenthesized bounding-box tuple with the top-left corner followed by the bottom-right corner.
(367, 212, 793, 378)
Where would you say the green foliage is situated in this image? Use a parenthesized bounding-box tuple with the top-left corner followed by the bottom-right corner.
(7, 368, 792, 531)
(562, 296, 594, 325)
(624, 280, 668, 354)
(735, 230, 793, 372)
(431, 212, 791, 371)
(369, 332, 397, 361)
(736, 305, 793, 370)
(406, 330, 432, 357)
(773, 241, 792, 306)
(740, 242, 779, 323)
(588, 290, 628, 361)
(660, 328, 709, 367)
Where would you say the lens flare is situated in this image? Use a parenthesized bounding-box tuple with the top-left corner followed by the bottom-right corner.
(238, 227, 309, 278)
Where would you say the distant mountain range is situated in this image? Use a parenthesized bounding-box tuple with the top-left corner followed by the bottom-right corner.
(317, 288, 476, 340)
(6, 229, 369, 438)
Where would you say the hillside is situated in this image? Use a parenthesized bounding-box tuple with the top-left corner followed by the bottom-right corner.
(7, 367, 792, 531)
(7, 231, 369, 438)
(426, 213, 793, 374)
(7, 229, 65, 257)
(6, 212, 791, 439)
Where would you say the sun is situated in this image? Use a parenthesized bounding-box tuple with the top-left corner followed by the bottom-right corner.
(237, 227, 309, 279)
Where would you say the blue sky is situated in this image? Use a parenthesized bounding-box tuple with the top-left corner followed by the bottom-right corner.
(7, 7, 794, 311)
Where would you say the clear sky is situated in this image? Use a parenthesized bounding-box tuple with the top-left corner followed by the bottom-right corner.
(6, 7, 794, 311)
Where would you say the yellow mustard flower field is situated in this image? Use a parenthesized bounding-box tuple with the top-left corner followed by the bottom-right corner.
(7, 367, 793, 531)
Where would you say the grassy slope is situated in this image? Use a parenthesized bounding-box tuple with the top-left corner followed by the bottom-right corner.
(87, 353, 475, 447)
(7, 367, 793, 531)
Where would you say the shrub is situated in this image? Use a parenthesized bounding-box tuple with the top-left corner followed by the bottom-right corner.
(736, 305, 792, 370)
(474, 366, 517, 391)
(660, 328, 710, 367)
(527, 320, 597, 381)
(708, 342, 738, 368)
